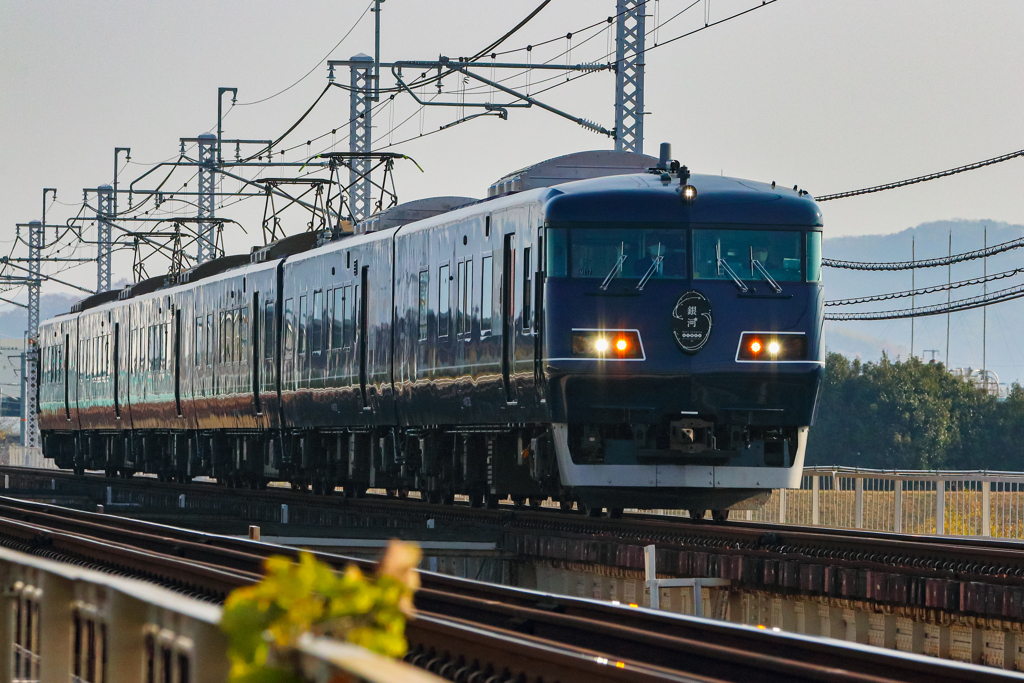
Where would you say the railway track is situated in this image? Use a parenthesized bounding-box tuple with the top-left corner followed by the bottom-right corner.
(0, 493, 1014, 682)
(6, 464, 1024, 618)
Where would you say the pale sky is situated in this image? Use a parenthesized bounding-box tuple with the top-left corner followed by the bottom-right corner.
(2, 0, 1023, 303)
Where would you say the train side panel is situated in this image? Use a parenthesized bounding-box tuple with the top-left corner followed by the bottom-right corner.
(280, 228, 397, 433)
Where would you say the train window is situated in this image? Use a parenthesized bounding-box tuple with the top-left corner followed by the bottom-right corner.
(568, 227, 687, 280)
(326, 289, 335, 350)
(522, 248, 532, 332)
(692, 229, 802, 283)
(264, 301, 275, 360)
(463, 259, 473, 339)
(224, 313, 235, 364)
(239, 306, 249, 363)
(417, 271, 429, 341)
(344, 286, 355, 349)
(298, 295, 308, 355)
(438, 265, 450, 338)
(456, 262, 466, 337)
(546, 229, 567, 277)
(195, 317, 203, 366)
(206, 314, 213, 365)
(806, 232, 822, 282)
(480, 256, 493, 334)
(283, 298, 294, 359)
(311, 291, 323, 355)
(331, 287, 343, 350)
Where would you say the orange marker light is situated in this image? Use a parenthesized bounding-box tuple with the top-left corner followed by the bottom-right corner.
(616, 338, 628, 352)
(750, 340, 762, 354)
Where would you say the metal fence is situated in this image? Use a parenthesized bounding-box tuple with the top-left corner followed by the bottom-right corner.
(744, 467, 1024, 538)
(0, 544, 440, 683)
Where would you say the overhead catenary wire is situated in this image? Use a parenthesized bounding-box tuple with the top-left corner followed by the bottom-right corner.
(825, 281, 1024, 321)
(816, 148, 1024, 202)
(825, 267, 1024, 306)
(234, 1, 374, 107)
(823, 234, 1024, 271)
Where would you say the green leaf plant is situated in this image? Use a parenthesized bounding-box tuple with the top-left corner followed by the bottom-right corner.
(220, 541, 422, 683)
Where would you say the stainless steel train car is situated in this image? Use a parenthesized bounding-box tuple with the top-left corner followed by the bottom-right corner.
(38, 149, 824, 518)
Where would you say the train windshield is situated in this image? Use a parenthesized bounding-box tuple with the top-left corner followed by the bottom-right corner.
(546, 227, 687, 280)
(692, 229, 803, 283)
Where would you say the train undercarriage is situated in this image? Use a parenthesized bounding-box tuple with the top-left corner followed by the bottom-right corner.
(42, 417, 799, 519)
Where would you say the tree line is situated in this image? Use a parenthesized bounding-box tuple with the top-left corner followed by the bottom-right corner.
(805, 353, 1024, 471)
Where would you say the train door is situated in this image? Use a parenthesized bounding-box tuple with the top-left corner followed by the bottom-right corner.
(113, 322, 121, 419)
(532, 228, 545, 396)
(502, 233, 518, 404)
(297, 293, 308, 390)
(174, 310, 182, 418)
(252, 292, 262, 415)
(359, 265, 369, 410)
(63, 332, 70, 421)
(261, 295, 277, 411)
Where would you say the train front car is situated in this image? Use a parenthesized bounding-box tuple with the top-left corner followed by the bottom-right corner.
(541, 169, 824, 516)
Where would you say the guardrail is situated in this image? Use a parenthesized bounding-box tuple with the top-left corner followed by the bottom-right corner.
(746, 467, 1024, 538)
(0, 544, 439, 683)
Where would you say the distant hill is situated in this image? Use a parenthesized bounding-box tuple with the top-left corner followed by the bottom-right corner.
(823, 219, 1024, 387)
(0, 291, 84, 340)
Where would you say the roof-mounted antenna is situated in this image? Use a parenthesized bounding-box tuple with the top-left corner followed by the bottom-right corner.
(656, 142, 671, 171)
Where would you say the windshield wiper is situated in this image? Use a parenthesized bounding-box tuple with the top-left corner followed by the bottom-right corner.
(600, 242, 628, 290)
(636, 243, 664, 291)
(717, 242, 749, 293)
(750, 246, 782, 293)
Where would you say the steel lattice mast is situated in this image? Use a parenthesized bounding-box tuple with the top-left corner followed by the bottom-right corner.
(348, 54, 375, 224)
(96, 185, 113, 292)
(614, 0, 646, 154)
(24, 219, 43, 448)
(197, 133, 217, 263)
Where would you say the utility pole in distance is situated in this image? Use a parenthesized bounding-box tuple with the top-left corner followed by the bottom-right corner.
(614, 0, 646, 154)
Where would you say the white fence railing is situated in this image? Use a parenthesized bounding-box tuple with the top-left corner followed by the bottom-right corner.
(746, 467, 1024, 538)
(3, 447, 54, 470)
(0, 545, 440, 683)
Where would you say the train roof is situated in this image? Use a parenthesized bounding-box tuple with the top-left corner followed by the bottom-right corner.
(541, 172, 823, 227)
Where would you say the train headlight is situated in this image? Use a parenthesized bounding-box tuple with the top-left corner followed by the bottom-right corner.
(572, 330, 643, 359)
(737, 332, 807, 361)
(681, 184, 697, 204)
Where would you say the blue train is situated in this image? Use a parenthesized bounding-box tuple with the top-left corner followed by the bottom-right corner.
(38, 148, 824, 518)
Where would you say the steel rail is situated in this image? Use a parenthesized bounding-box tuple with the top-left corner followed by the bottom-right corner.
(0, 494, 1009, 682)
(5, 466, 1024, 576)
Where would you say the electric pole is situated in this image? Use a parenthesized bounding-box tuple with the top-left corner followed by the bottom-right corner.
(349, 54, 375, 223)
(96, 185, 114, 292)
(614, 0, 646, 154)
(23, 220, 43, 449)
(197, 133, 217, 263)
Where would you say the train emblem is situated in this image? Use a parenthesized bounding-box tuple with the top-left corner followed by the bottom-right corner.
(671, 290, 713, 354)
